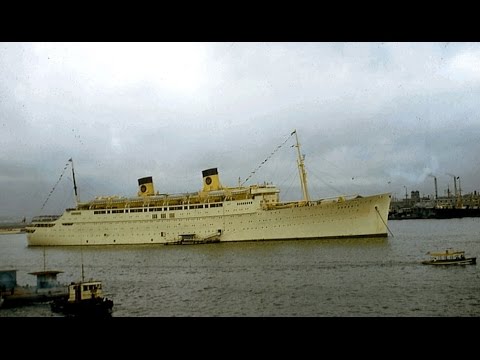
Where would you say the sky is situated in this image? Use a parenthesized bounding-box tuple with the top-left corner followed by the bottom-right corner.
(1, 42, 480, 219)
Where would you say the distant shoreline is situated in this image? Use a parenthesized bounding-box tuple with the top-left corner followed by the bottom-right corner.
(0, 228, 25, 235)
(0, 223, 28, 234)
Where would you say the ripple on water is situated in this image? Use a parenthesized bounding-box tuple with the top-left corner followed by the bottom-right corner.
(1, 219, 479, 317)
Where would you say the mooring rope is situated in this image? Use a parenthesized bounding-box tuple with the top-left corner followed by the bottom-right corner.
(375, 206, 394, 237)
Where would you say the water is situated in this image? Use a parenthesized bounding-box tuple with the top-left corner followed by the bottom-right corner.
(1, 218, 479, 317)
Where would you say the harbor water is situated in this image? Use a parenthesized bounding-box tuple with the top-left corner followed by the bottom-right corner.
(1, 218, 479, 317)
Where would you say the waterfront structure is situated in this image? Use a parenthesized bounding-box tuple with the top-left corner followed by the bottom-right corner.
(389, 189, 480, 220)
(0, 269, 67, 308)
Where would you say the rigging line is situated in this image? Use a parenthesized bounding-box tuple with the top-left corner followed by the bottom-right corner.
(314, 152, 360, 182)
(241, 132, 295, 186)
(40, 159, 72, 211)
(305, 164, 346, 195)
(281, 166, 302, 200)
(277, 161, 299, 189)
(375, 206, 394, 237)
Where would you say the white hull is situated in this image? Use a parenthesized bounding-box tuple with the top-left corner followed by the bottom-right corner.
(26, 193, 391, 246)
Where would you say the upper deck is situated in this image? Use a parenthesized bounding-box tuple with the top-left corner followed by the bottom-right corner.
(74, 183, 280, 211)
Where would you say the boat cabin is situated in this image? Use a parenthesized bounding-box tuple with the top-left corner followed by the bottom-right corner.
(28, 270, 63, 289)
(428, 249, 466, 261)
(68, 280, 104, 302)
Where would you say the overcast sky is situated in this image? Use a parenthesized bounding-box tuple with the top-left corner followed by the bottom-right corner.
(1, 42, 480, 219)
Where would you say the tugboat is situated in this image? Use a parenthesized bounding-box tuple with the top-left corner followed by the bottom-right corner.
(422, 249, 477, 266)
(51, 279, 113, 317)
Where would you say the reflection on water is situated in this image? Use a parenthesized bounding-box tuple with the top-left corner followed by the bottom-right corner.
(1, 218, 479, 316)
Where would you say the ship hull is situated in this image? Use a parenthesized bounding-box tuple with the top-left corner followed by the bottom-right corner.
(422, 258, 476, 265)
(51, 297, 113, 317)
(26, 193, 391, 246)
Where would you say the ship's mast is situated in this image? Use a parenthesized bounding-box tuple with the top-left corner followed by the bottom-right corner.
(69, 158, 80, 206)
(292, 130, 310, 202)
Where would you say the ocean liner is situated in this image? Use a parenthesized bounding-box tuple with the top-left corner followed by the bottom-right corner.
(26, 131, 392, 246)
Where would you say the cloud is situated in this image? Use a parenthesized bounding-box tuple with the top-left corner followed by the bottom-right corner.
(447, 49, 480, 82)
(2, 42, 480, 218)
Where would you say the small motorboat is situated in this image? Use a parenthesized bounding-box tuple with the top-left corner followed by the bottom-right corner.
(51, 279, 113, 317)
(422, 249, 476, 266)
